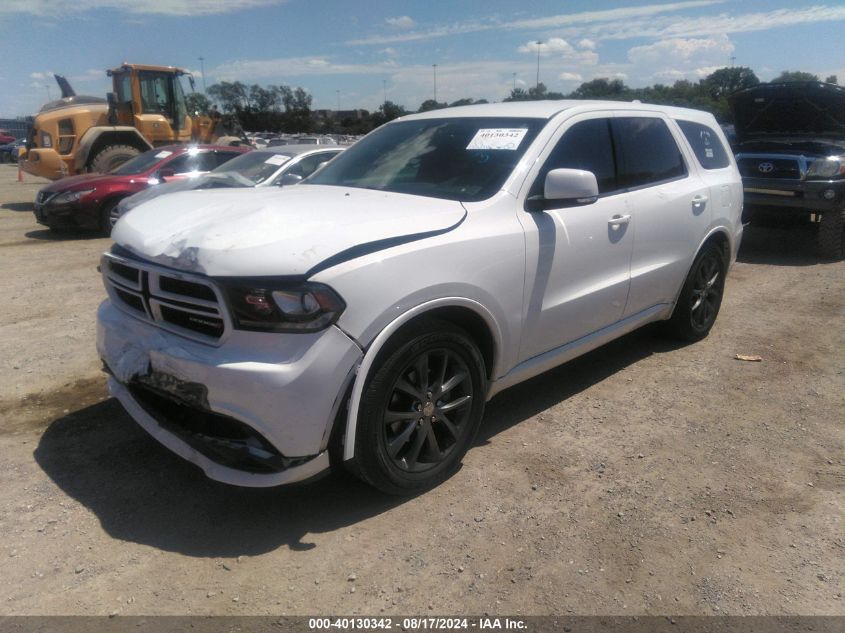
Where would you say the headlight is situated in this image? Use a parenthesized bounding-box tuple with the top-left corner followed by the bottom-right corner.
(50, 189, 95, 205)
(807, 157, 845, 179)
(40, 131, 52, 148)
(221, 282, 346, 332)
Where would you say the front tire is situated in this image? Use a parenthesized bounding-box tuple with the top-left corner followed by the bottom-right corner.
(89, 144, 140, 174)
(354, 320, 486, 495)
(817, 207, 845, 260)
(663, 242, 727, 342)
(98, 199, 121, 236)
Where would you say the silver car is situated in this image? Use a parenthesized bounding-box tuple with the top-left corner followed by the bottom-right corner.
(114, 145, 344, 220)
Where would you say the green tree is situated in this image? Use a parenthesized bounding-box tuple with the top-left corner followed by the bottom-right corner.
(772, 70, 819, 83)
(185, 92, 211, 116)
(569, 78, 629, 100)
(418, 99, 447, 112)
(249, 85, 281, 112)
(206, 81, 249, 112)
(702, 67, 759, 100)
(278, 85, 313, 132)
(824, 75, 838, 85)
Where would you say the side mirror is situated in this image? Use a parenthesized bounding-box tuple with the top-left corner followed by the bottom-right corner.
(156, 168, 176, 181)
(544, 168, 598, 201)
(526, 168, 599, 213)
(276, 173, 303, 187)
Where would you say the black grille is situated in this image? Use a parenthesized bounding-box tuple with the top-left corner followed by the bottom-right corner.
(159, 276, 217, 301)
(102, 254, 228, 344)
(114, 288, 145, 314)
(738, 157, 801, 180)
(160, 306, 225, 338)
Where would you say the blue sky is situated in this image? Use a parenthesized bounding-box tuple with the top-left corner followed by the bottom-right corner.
(1, 0, 844, 118)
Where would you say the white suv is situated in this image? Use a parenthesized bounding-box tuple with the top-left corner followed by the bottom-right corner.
(97, 101, 743, 494)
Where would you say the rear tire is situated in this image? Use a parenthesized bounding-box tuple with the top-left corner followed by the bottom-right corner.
(89, 144, 140, 174)
(663, 242, 727, 342)
(354, 320, 486, 495)
(817, 208, 845, 260)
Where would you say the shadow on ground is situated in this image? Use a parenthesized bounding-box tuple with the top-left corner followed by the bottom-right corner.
(34, 327, 682, 558)
(1, 202, 35, 212)
(737, 222, 823, 266)
(24, 228, 104, 242)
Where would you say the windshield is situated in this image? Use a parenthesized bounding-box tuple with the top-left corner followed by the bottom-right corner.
(112, 147, 176, 175)
(307, 117, 545, 201)
(210, 150, 293, 185)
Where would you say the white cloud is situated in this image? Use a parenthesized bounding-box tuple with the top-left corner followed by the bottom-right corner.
(578, 39, 597, 51)
(0, 0, 286, 17)
(627, 34, 734, 83)
(517, 38, 599, 65)
(559, 5, 845, 42)
(559, 72, 583, 82)
(379, 47, 399, 58)
(385, 15, 415, 29)
(346, 1, 723, 45)
(628, 34, 733, 66)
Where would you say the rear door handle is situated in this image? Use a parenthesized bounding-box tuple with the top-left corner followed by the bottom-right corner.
(692, 195, 709, 206)
(608, 214, 631, 226)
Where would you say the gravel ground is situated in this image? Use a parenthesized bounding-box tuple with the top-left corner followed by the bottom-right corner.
(0, 163, 842, 616)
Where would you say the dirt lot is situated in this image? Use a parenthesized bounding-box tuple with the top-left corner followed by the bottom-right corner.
(0, 163, 842, 617)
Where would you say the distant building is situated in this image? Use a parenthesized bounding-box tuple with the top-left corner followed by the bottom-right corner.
(313, 109, 368, 121)
(0, 117, 33, 140)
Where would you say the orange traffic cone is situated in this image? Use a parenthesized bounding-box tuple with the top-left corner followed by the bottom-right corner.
(17, 163, 23, 182)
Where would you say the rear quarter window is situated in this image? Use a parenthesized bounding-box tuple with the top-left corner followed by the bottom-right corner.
(676, 120, 731, 170)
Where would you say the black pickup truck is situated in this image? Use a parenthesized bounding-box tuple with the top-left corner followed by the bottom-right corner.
(730, 81, 845, 259)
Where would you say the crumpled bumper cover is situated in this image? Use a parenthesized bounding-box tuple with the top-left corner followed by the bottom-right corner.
(97, 299, 363, 487)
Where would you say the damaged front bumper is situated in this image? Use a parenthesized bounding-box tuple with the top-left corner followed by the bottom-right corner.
(97, 299, 363, 487)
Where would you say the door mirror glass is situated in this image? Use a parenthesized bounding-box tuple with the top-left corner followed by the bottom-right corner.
(157, 167, 176, 180)
(277, 173, 303, 187)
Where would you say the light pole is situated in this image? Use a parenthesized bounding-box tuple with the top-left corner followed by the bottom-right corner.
(383, 79, 387, 104)
(535, 41, 542, 90)
(512, 72, 517, 91)
(432, 64, 437, 103)
(198, 56, 207, 93)
(336, 89, 340, 114)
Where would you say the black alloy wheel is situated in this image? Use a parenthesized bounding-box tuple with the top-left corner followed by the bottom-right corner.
(664, 242, 726, 342)
(355, 320, 486, 494)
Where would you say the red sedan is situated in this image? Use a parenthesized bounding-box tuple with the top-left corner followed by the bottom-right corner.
(34, 144, 250, 234)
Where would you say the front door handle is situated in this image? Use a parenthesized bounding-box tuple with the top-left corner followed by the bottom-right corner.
(608, 214, 631, 227)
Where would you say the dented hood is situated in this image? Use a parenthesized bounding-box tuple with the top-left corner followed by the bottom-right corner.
(112, 185, 467, 277)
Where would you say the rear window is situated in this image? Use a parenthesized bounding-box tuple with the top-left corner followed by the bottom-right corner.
(677, 120, 731, 170)
(612, 117, 687, 189)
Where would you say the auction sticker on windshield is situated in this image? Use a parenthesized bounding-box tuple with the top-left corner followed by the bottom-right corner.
(154, 150, 173, 159)
(264, 155, 290, 166)
(466, 128, 528, 150)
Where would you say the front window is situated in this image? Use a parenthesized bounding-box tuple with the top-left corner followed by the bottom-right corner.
(111, 147, 177, 175)
(307, 117, 545, 202)
(210, 150, 296, 185)
(138, 72, 173, 116)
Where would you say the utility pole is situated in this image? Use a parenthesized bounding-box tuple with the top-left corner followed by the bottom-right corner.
(383, 79, 387, 104)
(433, 64, 438, 103)
(513, 72, 517, 91)
(536, 41, 542, 90)
(336, 89, 340, 114)
(730, 55, 736, 67)
(198, 56, 207, 93)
